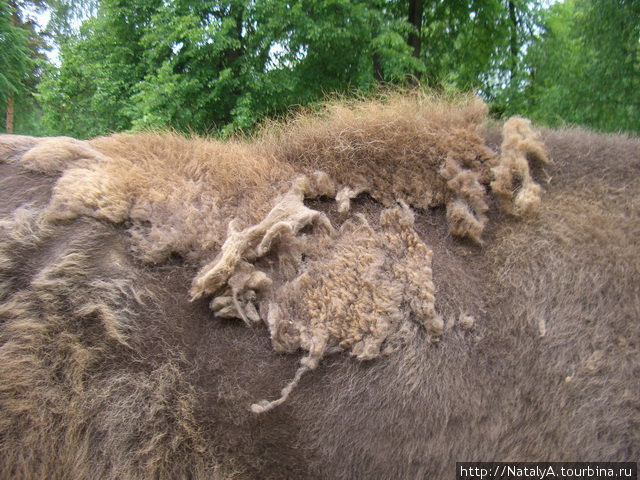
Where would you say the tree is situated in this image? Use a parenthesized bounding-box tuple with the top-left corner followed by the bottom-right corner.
(130, 0, 425, 133)
(38, 0, 162, 137)
(35, 0, 547, 137)
(1, 1, 37, 133)
(497, 0, 640, 134)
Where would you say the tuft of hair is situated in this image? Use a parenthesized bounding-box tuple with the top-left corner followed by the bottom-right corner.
(190, 172, 335, 300)
(491, 116, 551, 217)
(439, 157, 489, 243)
(0, 135, 43, 164)
(21, 137, 109, 173)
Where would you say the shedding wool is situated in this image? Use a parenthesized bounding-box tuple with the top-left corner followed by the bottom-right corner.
(491, 116, 551, 217)
(254, 204, 439, 412)
(0, 94, 549, 412)
(191, 175, 438, 412)
(199, 199, 438, 413)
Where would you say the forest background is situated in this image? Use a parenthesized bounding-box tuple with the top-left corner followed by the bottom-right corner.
(1, 0, 639, 138)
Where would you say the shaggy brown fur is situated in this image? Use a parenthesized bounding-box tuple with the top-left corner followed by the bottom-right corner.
(1, 97, 638, 479)
(295, 129, 640, 479)
(41, 134, 295, 264)
(262, 93, 503, 241)
(2, 94, 546, 269)
(262, 94, 494, 208)
(0, 210, 225, 479)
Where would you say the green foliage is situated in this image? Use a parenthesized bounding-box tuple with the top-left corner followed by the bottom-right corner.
(0, 3, 31, 102)
(498, 0, 640, 134)
(129, 0, 426, 134)
(1, 1, 43, 133)
(422, 0, 508, 89)
(38, 0, 161, 137)
(22, 0, 640, 137)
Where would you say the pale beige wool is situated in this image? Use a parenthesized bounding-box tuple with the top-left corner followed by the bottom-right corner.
(265, 203, 439, 360)
(235, 203, 440, 413)
(261, 93, 500, 242)
(491, 116, 551, 217)
(261, 93, 496, 210)
(191, 175, 439, 412)
(261, 93, 550, 242)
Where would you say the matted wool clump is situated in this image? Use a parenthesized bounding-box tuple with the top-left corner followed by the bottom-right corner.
(439, 156, 490, 243)
(491, 116, 551, 217)
(196, 195, 440, 413)
(190, 172, 337, 300)
(265, 203, 440, 362)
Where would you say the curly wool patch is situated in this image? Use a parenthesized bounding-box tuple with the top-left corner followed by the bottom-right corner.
(264, 203, 440, 361)
(197, 192, 440, 412)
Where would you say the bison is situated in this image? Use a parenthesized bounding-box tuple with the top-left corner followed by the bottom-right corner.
(0, 93, 638, 479)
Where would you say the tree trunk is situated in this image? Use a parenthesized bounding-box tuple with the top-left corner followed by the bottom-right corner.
(371, 11, 384, 83)
(373, 51, 384, 83)
(5, 0, 18, 134)
(5, 96, 14, 134)
(408, 0, 423, 58)
(407, 0, 423, 84)
(508, 0, 519, 82)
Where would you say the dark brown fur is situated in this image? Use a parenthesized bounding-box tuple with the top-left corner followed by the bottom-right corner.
(0, 110, 638, 479)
